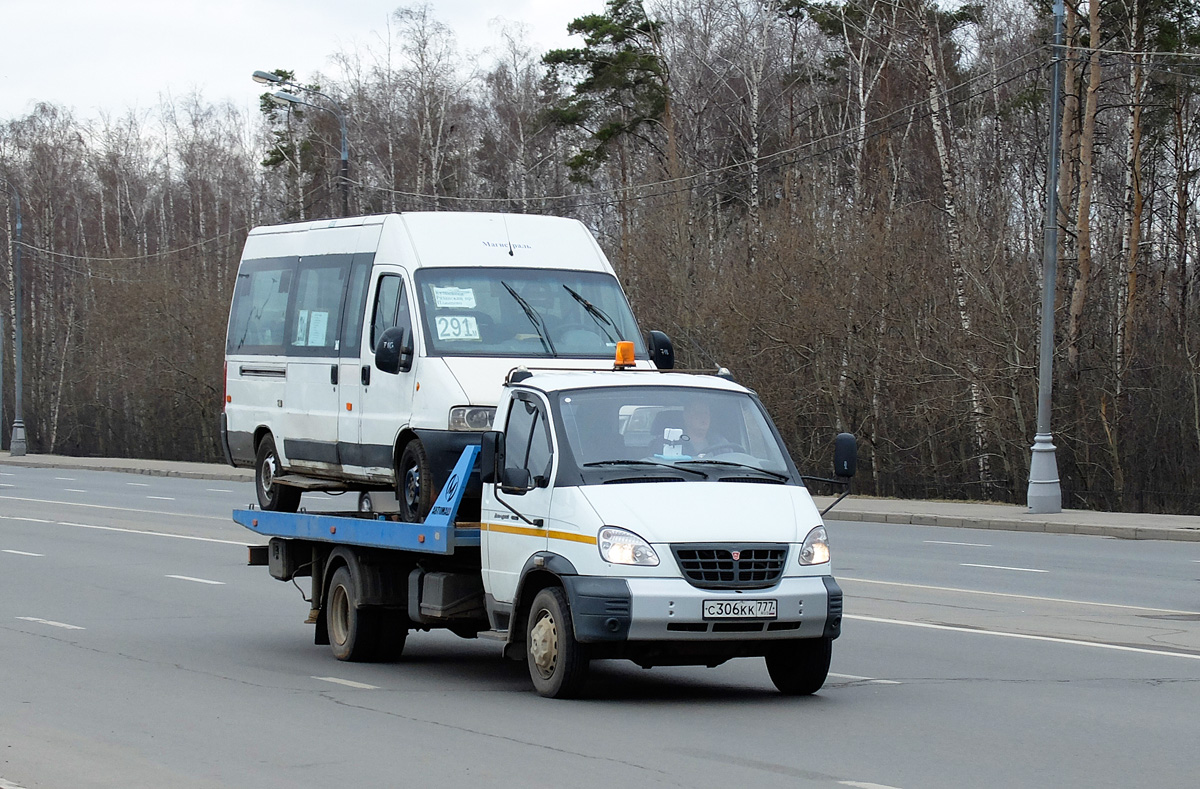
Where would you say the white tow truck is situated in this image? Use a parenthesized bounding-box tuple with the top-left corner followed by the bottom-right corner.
(238, 346, 855, 698)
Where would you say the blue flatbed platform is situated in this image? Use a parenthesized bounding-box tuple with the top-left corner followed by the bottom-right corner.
(233, 445, 481, 555)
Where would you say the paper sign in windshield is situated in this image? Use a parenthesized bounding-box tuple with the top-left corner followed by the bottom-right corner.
(436, 315, 481, 341)
(433, 286, 476, 309)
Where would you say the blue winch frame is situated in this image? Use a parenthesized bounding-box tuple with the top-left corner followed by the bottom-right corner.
(233, 445, 481, 555)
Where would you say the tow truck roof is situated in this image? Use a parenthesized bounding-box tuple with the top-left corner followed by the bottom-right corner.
(506, 369, 750, 396)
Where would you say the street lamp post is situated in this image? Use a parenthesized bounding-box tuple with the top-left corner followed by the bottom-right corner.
(253, 71, 349, 217)
(1, 177, 27, 456)
(1027, 0, 1066, 514)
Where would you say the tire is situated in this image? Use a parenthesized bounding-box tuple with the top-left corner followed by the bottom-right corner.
(396, 438, 433, 523)
(256, 435, 301, 512)
(526, 587, 589, 699)
(765, 637, 833, 696)
(325, 566, 407, 662)
(358, 492, 374, 513)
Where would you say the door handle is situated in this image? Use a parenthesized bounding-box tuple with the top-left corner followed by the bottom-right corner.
(330, 365, 339, 385)
(361, 365, 371, 386)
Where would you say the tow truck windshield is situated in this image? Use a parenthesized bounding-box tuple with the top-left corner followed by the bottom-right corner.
(555, 385, 797, 484)
(413, 267, 646, 358)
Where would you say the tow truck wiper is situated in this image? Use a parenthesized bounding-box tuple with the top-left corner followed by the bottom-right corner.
(582, 460, 707, 478)
(501, 280, 556, 356)
(674, 459, 790, 482)
(562, 285, 619, 344)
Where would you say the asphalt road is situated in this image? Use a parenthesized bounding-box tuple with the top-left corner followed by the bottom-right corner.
(1, 466, 1197, 788)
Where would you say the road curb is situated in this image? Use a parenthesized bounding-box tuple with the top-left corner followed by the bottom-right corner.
(822, 510, 1200, 542)
(0, 455, 253, 482)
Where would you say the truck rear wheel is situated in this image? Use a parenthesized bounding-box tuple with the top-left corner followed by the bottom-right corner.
(396, 438, 432, 523)
(326, 566, 406, 662)
(765, 637, 832, 695)
(256, 435, 301, 512)
(526, 587, 589, 699)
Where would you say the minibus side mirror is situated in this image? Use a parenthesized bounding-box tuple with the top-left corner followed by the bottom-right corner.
(500, 467, 532, 494)
(480, 431, 502, 484)
(833, 432, 857, 478)
(375, 326, 414, 375)
(647, 330, 675, 370)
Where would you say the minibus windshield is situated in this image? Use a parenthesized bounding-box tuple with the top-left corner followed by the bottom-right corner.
(413, 268, 646, 358)
(555, 386, 796, 484)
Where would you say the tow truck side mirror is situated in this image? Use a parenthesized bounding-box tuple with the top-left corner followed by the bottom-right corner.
(833, 432, 857, 478)
(375, 326, 414, 375)
(647, 330, 674, 370)
(480, 431, 502, 484)
(500, 467, 532, 494)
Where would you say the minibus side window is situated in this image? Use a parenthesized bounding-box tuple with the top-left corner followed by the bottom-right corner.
(339, 253, 372, 358)
(370, 275, 413, 352)
(226, 258, 295, 355)
(289, 257, 349, 355)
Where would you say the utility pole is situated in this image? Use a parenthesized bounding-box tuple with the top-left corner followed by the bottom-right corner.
(1027, 0, 1065, 513)
(1, 177, 27, 456)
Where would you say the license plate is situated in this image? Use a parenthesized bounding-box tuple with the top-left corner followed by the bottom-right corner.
(702, 599, 777, 620)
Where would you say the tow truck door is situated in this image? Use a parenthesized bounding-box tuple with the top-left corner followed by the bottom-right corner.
(482, 392, 553, 604)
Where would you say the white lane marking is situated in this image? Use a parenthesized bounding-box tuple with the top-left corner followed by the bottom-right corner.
(313, 676, 379, 690)
(147, 496, 176, 501)
(0, 516, 55, 524)
(2, 550, 44, 557)
(16, 617, 85, 630)
(0, 471, 14, 475)
(54, 477, 76, 481)
(1, 777, 30, 789)
(961, 563, 1047, 573)
(0, 484, 13, 488)
(0, 494, 226, 521)
(847, 614, 1200, 661)
(828, 672, 901, 686)
(925, 540, 992, 547)
(840, 576, 1200, 616)
(56, 521, 250, 546)
(206, 489, 234, 493)
(166, 575, 226, 585)
(127, 482, 150, 487)
(64, 489, 87, 493)
(839, 782, 904, 789)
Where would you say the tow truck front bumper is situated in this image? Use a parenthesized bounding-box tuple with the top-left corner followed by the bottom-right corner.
(564, 574, 841, 644)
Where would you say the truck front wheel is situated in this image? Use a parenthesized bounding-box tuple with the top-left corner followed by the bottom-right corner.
(526, 587, 589, 699)
(765, 637, 833, 695)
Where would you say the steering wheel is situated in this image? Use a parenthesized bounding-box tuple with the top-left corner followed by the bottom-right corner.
(699, 442, 744, 456)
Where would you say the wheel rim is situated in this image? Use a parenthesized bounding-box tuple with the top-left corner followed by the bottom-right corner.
(403, 463, 421, 509)
(260, 452, 277, 497)
(358, 493, 372, 513)
(329, 583, 350, 646)
(529, 608, 559, 680)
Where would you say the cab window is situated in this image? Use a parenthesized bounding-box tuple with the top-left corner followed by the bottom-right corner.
(370, 274, 413, 352)
(504, 397, 553, 484)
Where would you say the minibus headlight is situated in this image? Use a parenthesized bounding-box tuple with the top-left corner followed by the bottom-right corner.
(799, 526, 830, 565)
(449, 406, 496, 431)
(598, 527, 659, 566)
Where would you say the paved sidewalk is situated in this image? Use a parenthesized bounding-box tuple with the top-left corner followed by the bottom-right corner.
(4, 452, 1200, 542)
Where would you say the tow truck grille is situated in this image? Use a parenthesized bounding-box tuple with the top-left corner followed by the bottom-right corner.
(670, 544, 788, 589)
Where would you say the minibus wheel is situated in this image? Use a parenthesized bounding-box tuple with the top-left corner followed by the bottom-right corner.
(765, 637, 832, 695)
(396, 439, 432, 522)
(255, 435, 301, 512)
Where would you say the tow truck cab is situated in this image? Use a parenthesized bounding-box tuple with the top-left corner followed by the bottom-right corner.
(477, 361, 854, 697)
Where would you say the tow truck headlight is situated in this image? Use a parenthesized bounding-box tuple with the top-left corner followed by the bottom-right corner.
(449, 406, 496, 431)
(598, 527, 659, 566)
(799, 526, 830, 565)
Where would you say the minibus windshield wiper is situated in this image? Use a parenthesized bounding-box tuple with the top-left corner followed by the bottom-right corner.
(582, 459, 707, 478)
(562, 285, 618, 344)
(673, 459, 790, 481)
(501, 281, 556, 355)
